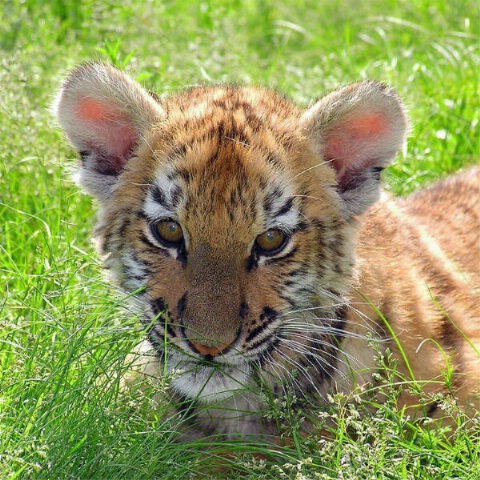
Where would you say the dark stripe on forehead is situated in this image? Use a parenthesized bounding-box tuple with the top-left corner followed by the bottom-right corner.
(264, 153, 283, 168)
(175, 166, 193, 184)
(215, 120, 225, 141)
(170, 185, 183, 207)
(263, 186, 283, 215)
(273, 197, 294, 219)
(151, 185, 169, 208)
(168, 144, 187, 159)
(147, 177, 183, 215)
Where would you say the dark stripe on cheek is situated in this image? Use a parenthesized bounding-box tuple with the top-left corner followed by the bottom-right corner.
(177, 294, 187, 317)
(261, 306, 277, 322)
(263, 246, 299, 266)
(139, 233, 163, 250)
(240, 303, 249, 320)
(256, 337, 281, 365)
(438, 315, 462, 352)
(332, 304, 348, 340)
(151, 297, 168, 316)
(119, 218, 131, 237)
(246, 325, 265, 343)
(150, 297, 177, 337)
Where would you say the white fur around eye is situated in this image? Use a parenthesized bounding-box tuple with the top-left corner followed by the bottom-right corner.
(143, 190, 175, 220)
(143, 167, 186, 221)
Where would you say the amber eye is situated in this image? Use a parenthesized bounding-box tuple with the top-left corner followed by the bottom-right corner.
(153, 220, 184, 246)
(255, 229, 288, 255)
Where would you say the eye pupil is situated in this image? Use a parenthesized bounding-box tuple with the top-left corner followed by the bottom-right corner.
(255, 229, 287, 254)
(154, 220, 184, 245)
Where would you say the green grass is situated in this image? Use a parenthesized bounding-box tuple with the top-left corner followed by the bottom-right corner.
(1, 0, 479, 478)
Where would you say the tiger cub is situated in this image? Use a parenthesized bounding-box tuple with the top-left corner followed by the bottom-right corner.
(55, 62, 479, 440)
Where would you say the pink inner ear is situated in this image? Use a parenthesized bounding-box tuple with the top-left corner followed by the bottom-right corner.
(76, 97, 138, 162)
(77, 98, 112, 122)
(324, 112, 391, 179)
(77, 98, 125, 124)
(347, 113, 389, 137)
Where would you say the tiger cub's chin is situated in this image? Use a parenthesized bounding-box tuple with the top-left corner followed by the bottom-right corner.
(168, 359, 253, 404)
(56, 62, 480, 440)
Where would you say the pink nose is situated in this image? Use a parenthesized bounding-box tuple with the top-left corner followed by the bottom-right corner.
(189, 340, 232, 356)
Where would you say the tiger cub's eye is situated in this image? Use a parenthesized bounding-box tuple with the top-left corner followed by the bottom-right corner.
(154, 220, 184, 245)
(255, 229, 288, 255)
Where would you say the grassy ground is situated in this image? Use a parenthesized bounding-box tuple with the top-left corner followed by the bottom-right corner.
(1, 0, 479, 478)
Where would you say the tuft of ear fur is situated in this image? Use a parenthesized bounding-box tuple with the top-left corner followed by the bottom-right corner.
(301, 81, 408, 218)
(54, 62, 165, 201)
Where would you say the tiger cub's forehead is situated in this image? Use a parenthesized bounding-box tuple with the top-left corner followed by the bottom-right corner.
(142, 141, 301, 244)
(161, 84, 301, 125)
(141, 85, 308, 242)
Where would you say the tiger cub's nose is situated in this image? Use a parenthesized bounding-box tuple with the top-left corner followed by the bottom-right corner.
(189, 339, 234, 356)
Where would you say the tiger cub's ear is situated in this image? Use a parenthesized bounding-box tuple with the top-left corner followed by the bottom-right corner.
(54, 62, 165, 201)
(300, 81, 408, 218)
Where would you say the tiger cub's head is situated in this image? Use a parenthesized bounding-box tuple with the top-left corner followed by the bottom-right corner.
(55, 63, 407, 403)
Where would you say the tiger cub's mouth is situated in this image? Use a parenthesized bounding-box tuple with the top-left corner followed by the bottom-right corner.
(165, 351, 253, 403)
